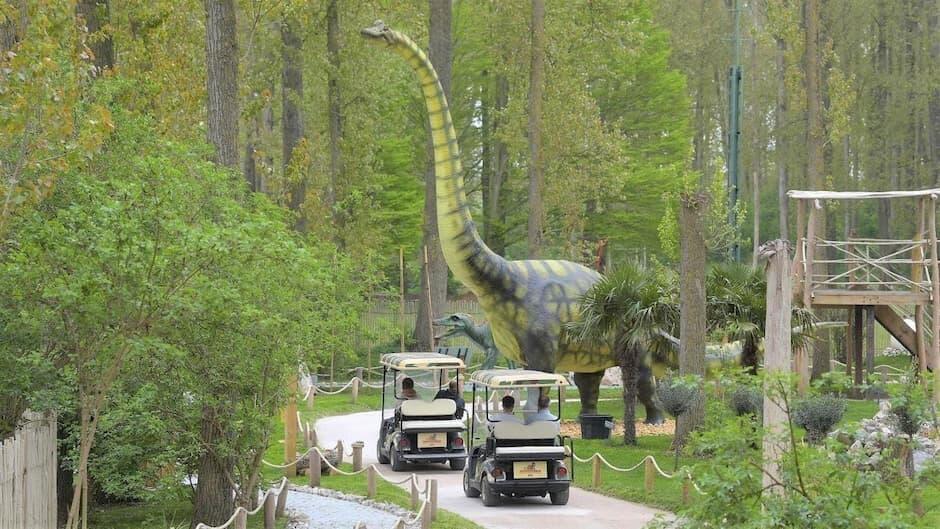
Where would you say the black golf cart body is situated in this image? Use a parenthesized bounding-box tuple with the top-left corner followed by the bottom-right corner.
(462, 369, 572, 506)
(376, 352, 467, 471)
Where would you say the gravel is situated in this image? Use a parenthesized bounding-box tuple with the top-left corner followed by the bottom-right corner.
(285, 485, 419, 529)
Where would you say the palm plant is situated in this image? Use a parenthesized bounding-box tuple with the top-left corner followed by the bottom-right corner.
(706, 263, 814, 373)
(568, 262, 678, 445)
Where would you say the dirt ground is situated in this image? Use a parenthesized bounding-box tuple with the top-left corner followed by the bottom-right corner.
(561, 418, 675, 439)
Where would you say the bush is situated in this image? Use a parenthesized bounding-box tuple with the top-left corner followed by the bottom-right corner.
(793, 395, 846, 444)
(729, 386, 762, 417)
(656, 377, 701, 419)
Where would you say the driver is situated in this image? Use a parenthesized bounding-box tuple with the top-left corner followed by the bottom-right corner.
(489, 395, 523, 424)
(396, 377, 418, 407)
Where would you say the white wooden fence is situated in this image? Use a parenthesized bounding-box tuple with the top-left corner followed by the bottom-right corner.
(0, 412, 57, 529)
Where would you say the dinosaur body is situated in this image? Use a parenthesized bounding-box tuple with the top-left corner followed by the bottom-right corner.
(362, 21, 658, 420)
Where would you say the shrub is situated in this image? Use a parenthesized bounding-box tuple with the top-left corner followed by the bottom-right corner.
(729, 386, 762, 417)
(793, 395, 846, 444)
(657, 377, 701, 419)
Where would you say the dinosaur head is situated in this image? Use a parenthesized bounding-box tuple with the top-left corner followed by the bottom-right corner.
(432, 313, 476, 341)
(360, 20, 398, 45)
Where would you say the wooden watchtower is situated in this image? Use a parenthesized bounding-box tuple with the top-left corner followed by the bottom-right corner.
(789, 188, 940, 394)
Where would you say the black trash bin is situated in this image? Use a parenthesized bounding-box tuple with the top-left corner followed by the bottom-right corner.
(579, 414, 614, 439)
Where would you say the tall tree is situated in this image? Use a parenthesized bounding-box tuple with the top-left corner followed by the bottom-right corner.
(675, 191, 708, 448)
(282, 17, 305, 231)
(414, 0, 452, 351)
(203, 0, 239, 169)
(76, 1, 113, 73)
(526, 0, 545, 258)
(327, 0, 343, 233)
(195, 1, 239, 525)
(775, 37, 788, 240)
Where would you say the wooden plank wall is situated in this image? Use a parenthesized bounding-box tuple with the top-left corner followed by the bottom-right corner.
(358, 297, 484, 350)
(0, 412, 57, 529)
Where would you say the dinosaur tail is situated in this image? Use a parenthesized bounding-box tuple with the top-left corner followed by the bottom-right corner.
(372, 26, 508, 295)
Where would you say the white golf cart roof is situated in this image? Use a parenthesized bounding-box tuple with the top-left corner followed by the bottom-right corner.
(380, 352, 465, 371)
(470, 369, 569, 388)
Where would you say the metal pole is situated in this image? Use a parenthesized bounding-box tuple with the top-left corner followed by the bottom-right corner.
(399, 247, 405, 353)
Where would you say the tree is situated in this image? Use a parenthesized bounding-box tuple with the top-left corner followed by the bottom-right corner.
(414, 0, 452, 351)
(526, 0, 545, 258)
(76, 0, 114, 73)
(570, 263, 678, 445)
(675, 192, 708, 448)
(282, 16, 305, 231)
(204, 0, 239, 169)
(326, 0, 343, 233)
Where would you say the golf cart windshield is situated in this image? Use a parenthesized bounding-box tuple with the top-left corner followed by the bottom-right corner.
(379, 352, 465, 413)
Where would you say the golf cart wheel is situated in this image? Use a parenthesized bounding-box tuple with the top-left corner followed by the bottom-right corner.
(549, 488, 569, 505)
(462, 468, 480, 498)
(390, 446, 406, 472)
(449, 456, 466, 471)
(376, 443, 390, 465)
(481, 476, 500, 507)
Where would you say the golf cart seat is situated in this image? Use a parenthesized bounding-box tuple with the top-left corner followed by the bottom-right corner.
(400, 399, 464, 431)
(491, 421, 565, 460)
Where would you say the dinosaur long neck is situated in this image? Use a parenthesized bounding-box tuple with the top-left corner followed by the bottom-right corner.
(389, 31, 506, 296)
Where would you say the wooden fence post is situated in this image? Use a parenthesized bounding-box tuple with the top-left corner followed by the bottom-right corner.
(310, 449, 321, 488)
(352, 441, 364, 472)
(306, 375, 316, 411)
(592, 455, 602, 488)
(761, 240, 793, 495)
(234, 508, 247, 529)
(367, 465, 377, 498)
(430, 479, 438, 521)
(263, 491, 276, 529)
(682, 475, 691, 505)
(309, 424, 318, 449)
(422, 495, 432, 529)
(333, 440, 344, 466)
(411, 480, 419, 509)
(643, 458, 655, 494)
(275, 485, 288, 518)
(352, 367, 364, 404)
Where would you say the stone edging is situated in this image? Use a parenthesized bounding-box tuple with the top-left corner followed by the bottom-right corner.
(286, 484, 421, 528)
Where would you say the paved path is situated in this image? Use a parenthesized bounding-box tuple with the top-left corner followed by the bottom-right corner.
(316, 411, 664, 529)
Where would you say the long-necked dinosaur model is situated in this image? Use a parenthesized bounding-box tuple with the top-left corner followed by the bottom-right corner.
(362, 21, 663, 422)
(433, 313, 504, 370)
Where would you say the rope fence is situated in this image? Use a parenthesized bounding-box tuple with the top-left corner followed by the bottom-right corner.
(261, 441, 438, 529)
(569, 448, 706, 503)
(194, 477, 289, 529)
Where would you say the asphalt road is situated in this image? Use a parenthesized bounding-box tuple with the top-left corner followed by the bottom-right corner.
(316, 410, 664, 529)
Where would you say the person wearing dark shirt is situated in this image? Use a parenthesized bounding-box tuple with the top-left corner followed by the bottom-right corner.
(434, 380, 466, 419)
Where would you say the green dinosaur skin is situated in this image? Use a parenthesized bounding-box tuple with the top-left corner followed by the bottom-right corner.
(436, 313, 664, 423)
(362, 21, 659, 420)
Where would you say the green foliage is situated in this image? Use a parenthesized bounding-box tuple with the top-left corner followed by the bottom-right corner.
(651, 374, 934, 529)
(792, 396, 847, 444)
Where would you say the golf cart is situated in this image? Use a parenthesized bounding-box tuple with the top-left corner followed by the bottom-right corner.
(376, 352, 467, 471)
(463, 370, 571, 506)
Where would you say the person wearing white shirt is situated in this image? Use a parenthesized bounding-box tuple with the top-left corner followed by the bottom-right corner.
(489, 395, 523, 424)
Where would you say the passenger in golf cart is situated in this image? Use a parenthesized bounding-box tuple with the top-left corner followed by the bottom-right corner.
(463, 370, 571, 507)
(376, 352, 468, 472)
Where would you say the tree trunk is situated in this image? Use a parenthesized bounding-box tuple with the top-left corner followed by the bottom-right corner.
(775, 37, 788, 241)
(488, 74, 509, 255)
(204, 0, 239, 169)
(675, 191, 708, 449)
(526, 0, 545, 258)
(192, 406, 235, 529)
(620, 341, 639, 446)
(281, 18, 305, 230)
(76, 1, 113, 73)
(414, 0, 452, 351)
(326, 0, 343, 234)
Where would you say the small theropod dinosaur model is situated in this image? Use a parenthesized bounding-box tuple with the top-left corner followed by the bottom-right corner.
(433, 313, 504, 370)
(362, 21, 662, 422)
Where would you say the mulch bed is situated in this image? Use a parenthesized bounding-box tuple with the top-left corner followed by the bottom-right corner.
(561, 418, 675, 439)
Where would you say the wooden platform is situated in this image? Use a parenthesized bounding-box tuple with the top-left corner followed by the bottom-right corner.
(811, 289, 931, 307)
